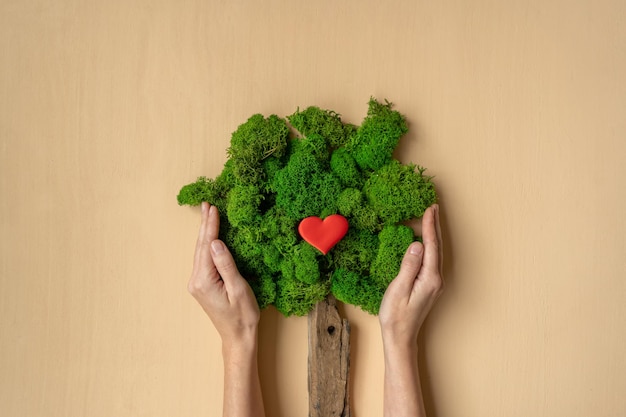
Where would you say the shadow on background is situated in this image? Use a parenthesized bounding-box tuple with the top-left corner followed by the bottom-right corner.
(258, 307, 282, 417)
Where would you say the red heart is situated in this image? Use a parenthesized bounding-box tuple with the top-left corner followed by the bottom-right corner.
(298, 215, 349, 255)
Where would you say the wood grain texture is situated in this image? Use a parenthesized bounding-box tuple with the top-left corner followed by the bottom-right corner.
(308, 296, 350, 417)
(1, 0, 625, 416)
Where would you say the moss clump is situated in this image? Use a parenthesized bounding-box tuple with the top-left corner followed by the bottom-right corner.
(227, 114, 290, 184)
(176, 159, 236, 214)
(249, 273, 277, 310)
(370, 225, 416, 286)
(331, 229, 379, 276)
(331, 269, 385, 315)
(275, 276, 330, 317)
(330, 148, 362, 189)
(271, 150, 341, 220)
(348, 98, 408, 171)
(336, 188, 363, 217)
(226, 184, 263, 228)
(178, 98, 437, 316)
(287, 106, 356, 148)
(364, 161, 436, 225)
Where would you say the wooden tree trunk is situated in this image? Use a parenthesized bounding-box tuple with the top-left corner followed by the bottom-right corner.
(308, 295, 351, 417)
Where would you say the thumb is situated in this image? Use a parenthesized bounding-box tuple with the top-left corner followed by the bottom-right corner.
(210, 240, 242, 285)
(391, 242, 424, 292)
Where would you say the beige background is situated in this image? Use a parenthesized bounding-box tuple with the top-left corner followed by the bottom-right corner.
(1, 0, 625, 416)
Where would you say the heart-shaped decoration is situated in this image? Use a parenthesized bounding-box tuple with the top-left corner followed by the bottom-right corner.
(298, 214, 349, 255)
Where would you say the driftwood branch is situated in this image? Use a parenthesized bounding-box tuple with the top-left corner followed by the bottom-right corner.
(308, 295, 351, 417)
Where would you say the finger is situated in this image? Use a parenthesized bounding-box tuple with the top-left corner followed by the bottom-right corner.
(421, 205, 440, 276)
(434, 204, 444, 272)
(194, 203, 220, 275)
(210, 239, 243, 290)
(192, 202, 209, 271)
(391, 242, 425, 294)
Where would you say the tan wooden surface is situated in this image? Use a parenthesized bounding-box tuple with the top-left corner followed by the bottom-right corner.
(1, 0, 626, 416)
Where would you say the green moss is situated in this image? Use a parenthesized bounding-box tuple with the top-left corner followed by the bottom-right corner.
(330, 148, 362, 188)
(275, 276, 329, 317)
(350, 204, 381, 233)
(262, 244, 282, 273)
(178, 98, 437, 316)
(177, 176, 216, 206)
(229, 223, 265, 276)
(261, 206, 297, 253)
(331, 229, 379, 276)
(349, 98, 408, 171)
(176, 160, 237, 214)
(226, 184, 263, 227)
(261, 157, 284, 193)
(228, 114, 290, 183)
(272, 151, 341, 220)
(364, 160, 436, 225)
(331, 269, 385, 315)
(370, 225, 415, 286)
(293, 242, 321, 284)
(288, 106, 356, 148)
(289, 133, 330, 163)
(250, 273, 277, 309)
(336, 188, 363, 217)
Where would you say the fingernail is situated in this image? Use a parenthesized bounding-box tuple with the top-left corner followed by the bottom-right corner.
(211, 240, 225, 254)
(409, 242, 423, 255)
(201, 202, 207, 213)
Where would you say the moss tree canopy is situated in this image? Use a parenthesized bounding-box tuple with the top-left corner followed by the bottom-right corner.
(177, 98, 437, 316)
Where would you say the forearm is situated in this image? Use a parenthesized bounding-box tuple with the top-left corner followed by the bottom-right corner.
(222, 332, 265, 417)
(382, 337, 426, 417)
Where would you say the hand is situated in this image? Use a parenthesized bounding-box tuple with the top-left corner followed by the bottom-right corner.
(379, 204, 444, 347)
(187, 202, 260, 346)
(188, 202, 266, 417)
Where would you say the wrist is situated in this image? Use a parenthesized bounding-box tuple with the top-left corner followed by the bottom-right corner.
(221, 328, 258, 359)
(382, 331, 418, 359)
(381, 326, 417, 347)
(382, 340, 419, 382)
(383, 338, 417, 355)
